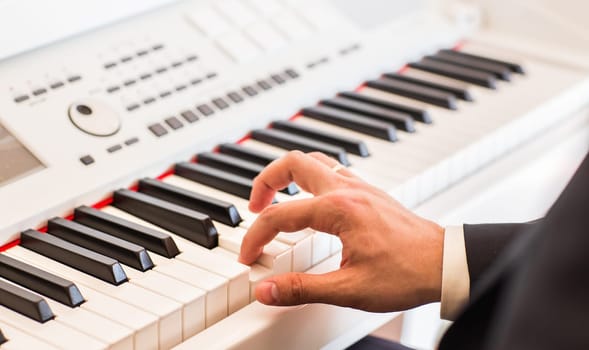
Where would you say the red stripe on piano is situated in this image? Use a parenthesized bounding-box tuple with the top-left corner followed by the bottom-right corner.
(453, 40, 468, 51)
(0, 239, 20, 252)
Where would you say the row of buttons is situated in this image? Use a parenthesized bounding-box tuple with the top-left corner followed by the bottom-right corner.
(103, 44, 165, 70)
(106, 53, 199, 95)
(79, 136, 141, 166)
(13, 75, 82, 104)
(148, 67, 299, 138)
(123, 72, 218, 112)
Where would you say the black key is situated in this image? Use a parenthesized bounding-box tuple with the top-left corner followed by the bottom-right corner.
(383, 73, 474, 101)
(47, 218, 154, 272)
(175, 162, 263, 201)
(408, 58, 497, 89)
(138, 178, 242, 227)
(321, 97, 416, 132)
(429, 52, 511, 81)
(74, 206, 180, 258)
(0, 328, 6, 344)
(113, 189, 218, 249)
(198, 152, 263, 179)
(366, 78, 458, 110)
(0, 279, 54, 323)
(251, 128, 350, 166)
(271, 120, 369, 157)
(196, 152, 299, 196)
(301, 105, 397, 142)
(439, 49, 525, 74)
(218, 143, 277, 166)
(338, 91, 432, 124)
(0, 254, 84, 307)
(20, 230, 127, 286)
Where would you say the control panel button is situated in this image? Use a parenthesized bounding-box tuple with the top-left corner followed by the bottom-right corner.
(197, 104, 215, 116)
(148, 123, 168, 137)
(212, 98, 229, 110)
(181, 110, 199, 123)
(13, 95, 29, 103)
(165, 117, 184, 130)
(80, 155, 95, 165)
(107, 145, 123, 153)
(68, 99, 121, 137)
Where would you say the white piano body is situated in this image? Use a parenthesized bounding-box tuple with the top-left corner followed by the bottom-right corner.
(0, 0, 588, 349)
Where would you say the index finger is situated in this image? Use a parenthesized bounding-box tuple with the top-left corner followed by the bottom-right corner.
(239, 196, 343, 265)
(249, 150, 344, 213)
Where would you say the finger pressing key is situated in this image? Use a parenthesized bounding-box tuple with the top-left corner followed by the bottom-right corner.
(239, 196, 343, 265)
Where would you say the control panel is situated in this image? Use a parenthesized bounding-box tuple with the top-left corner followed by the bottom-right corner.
(0, 0, 460, 243)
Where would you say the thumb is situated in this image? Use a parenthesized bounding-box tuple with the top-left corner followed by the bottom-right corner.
(255, 271, 339, 306)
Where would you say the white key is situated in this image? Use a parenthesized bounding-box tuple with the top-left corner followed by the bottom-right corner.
(115, 267, 206, 340)
(0, 305, 106, 350)
(42, 296, 133, 350)
(213, 247, 274, 302)
(0, 321, 60, 350)
(152, 260, 227, 327)
(312, 231, 333, 265)
(236, 211, 313, 272)
(213, 224, 292, 275)
(100, 206, 234, 324)
(275, 230, 313, 272)
(186, 7, 232, 37)
(6, 246, 182, 350)
(4, 249, 159, 350)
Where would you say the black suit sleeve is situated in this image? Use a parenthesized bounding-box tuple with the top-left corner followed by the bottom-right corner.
(464, 219, 542, 293)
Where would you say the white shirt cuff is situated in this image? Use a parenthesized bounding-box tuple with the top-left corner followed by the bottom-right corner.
(440, 225, 470, 321)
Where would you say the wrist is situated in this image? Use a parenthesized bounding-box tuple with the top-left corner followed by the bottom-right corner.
(421, 221, 445, 304)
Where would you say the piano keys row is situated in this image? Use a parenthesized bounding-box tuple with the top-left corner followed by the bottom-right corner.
(0, 48, 525, 349)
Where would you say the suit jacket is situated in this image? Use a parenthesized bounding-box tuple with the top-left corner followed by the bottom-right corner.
(439, 152, 589, 349)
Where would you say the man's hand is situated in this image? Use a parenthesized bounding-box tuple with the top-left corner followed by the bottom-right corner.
(239, 151, 444, 312)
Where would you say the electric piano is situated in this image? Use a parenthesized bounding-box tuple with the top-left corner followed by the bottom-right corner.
(1, 0, 589, 349)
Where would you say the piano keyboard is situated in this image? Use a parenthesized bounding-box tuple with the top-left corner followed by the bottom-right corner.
(1, 38, 589, 350)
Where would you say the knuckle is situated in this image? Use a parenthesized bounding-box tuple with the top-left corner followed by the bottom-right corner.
(285, 150, 305, 163)
(288, 274, 306, 304)
(259, 204, 280, 220)
(323, 191, 362, 212)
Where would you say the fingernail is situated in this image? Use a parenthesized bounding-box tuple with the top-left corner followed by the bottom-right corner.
(258, 281, 279, 305)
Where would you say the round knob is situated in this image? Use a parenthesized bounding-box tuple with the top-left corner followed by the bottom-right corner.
(68, 99, 121, 137)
